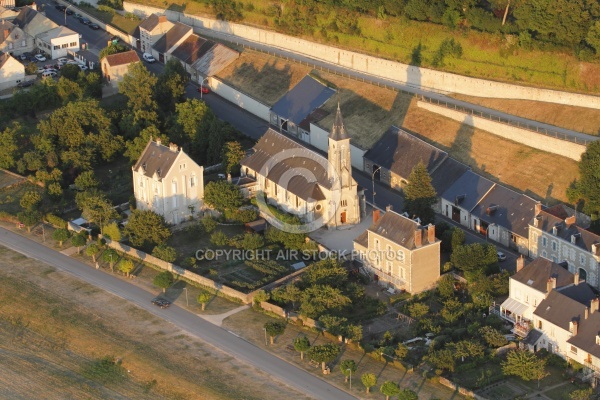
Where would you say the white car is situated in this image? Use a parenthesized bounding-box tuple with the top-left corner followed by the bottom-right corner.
(34, 54, 47, 62)
(57, 57, 68, 65)
(36, 67, 45, 74)
(142, 53, 155, 63)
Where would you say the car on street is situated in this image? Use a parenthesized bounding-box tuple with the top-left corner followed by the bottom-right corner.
(80, 17, 91, 25)
(74, 13, 81, 18)
(89, 23, 100, 30)
(198, 86, 210, 94)
(17, 80, 35, 88)
(34, 54, 47, 62)
(142, 53, 156, 63)
(55, 4, 66, 11)
(151, 298, 171, 309)
(497, 251, 506, 262)
(65, 9, 74, 15)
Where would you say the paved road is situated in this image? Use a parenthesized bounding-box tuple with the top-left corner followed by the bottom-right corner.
(194, 28, 597, 144)
(0, 227, 355, 400)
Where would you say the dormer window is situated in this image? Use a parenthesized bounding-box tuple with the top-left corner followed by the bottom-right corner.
(552, 225, 558, 235)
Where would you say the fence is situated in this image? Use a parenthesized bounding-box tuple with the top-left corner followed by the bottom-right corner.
(438, 377, 484, 399)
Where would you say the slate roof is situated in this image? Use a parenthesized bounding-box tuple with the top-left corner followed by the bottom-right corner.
(138, 14, 160, 31)
(363, 126, 448, 181)
(534, 208, 600, 254)
(103, 50, 140, 67)
(470, 185, 538, 238)
(441, 170, 495, 212)
(357, 210, 436, 250)
(37, 26, 78, 41)
(170, 34, 211, 64)
(133, 140, 180, 179)
(354, 230, 368, 248)
(12, 6, 36, 29)
(152, 22, 191, 54)
(330, 103, 350, 141)
(430, 158, 469, 197)
(189, 41, 239, 77)
(13, 6, 56, 35)
(534, 284, 597, 331)
(240, 129, 330, 202)
(512, 258, 573, 293)
(270, 75, 336, 125)
(298, 108, 329, 131)
(522, 329, 543, 346)
(567, 311, 600, 358)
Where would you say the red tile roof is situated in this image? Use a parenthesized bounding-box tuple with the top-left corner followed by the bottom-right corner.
(103, 50, 140, 67)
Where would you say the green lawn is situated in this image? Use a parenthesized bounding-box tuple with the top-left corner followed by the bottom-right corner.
(0, 182, 45, 216)
(126, 0, 600, 93)
(78, 4, 141, 34)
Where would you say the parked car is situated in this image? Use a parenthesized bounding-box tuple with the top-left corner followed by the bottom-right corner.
(65, 9, 74, 15)
(151, 298, 171, 309)
(17, 80, 35, 88)
(142, 53, 155, 63)
(198, 86, 210, 94)
(57, 57, 68, 66)
(19, 53, 29, 61)
(34, 54, 47, 62)
(36, 67, 45, 74)
(497, 251, 507, 262)
(80, 17, 91, 25)
(74, 13, 81, 18)
(88, 23, 100, 30)
(41, 70, 57, 79)
(55, 4, 66, 11)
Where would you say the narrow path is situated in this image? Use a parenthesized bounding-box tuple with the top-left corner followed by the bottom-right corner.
(198, 304, 249, 326)
(523, 380, 571, 399)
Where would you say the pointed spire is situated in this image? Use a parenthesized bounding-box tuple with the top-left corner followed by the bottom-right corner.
(329, 102, 350, 141)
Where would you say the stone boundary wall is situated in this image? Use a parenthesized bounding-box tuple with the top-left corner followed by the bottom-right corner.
(438, 377, 485, 399)
(102, 237, 253, 303)
(123, 1, 600, 110)
(418, 101, 587, 161)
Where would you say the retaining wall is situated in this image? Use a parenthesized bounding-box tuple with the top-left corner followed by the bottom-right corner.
(123, 1, 600, 110)
(418, 101, 586, 161)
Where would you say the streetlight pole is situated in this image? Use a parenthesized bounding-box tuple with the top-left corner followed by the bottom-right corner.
(184, 287, 189, 306)
(371, 166, 382, 212)
(64, 5, 72, 26)
(263, 328, 268, 346)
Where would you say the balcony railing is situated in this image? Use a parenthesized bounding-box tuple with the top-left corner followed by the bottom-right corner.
(513, 321, 531, 337)
(584, 361, 600, 374)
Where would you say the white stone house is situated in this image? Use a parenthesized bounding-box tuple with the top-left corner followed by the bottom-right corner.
(132, 139, 204, 224)
(35, 26, 79, 60)
(0, 20, 35, 57)
(101, 50, 140, 88)
(0, 51, 24, 90)
(138, 14, 173, 55)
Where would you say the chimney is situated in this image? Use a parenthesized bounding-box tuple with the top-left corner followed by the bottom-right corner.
(534, 215, 541, 227)
(592, 243, 600, 256)
(156, 137, 161, 146)
(158, 15, 167, 23)
(574, 271, 580, 285)
(31, 2, 37, 10)
(585, 307, 589, 320)
(565, 215, 576, 225)
(486, 205, 498, 216)
(373, 209, 380, 224)
(535, 202, 542, 215)
(516, 256, 525, 272)
(386, 205, 393, 212)
(3, 30, 8, 38)
(552, 225, 558, 236)
(169, 143, 179, 151)
(570, 320, 578, 336)
(414, 228, 422, 248)
(427, 224, 435, 244)
(546, 277, 556, 294)
(591, 298, 600, 314)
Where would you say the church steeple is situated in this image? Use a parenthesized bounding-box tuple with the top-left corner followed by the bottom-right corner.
(329, 102, 350, 141)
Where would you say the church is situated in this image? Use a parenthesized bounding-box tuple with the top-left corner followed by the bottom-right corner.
(240, 105, 364, 229)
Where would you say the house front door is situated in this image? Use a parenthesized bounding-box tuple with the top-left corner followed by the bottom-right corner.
(340, 211, 346, 224)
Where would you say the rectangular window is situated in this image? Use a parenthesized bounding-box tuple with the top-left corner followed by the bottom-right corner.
(571, 346, 577, 354)
(53, 45, 59, 50)
(70, 42, 77, 47)
(21, 40, 26, 47)
(8, 43, 13, 49)
(542, 237, 547, 247)
(62, 43, 68, 48)
(581, 254, 586, 265)
(399, 267, 406, 280)
(552, 241, 557, 251)
(341, 200, 347, 207)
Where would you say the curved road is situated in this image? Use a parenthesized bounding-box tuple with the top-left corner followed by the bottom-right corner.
(0, 227, 356, 400)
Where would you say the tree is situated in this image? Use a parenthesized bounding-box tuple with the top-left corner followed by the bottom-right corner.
(174, 98, 215, 159)
(202, 217, 217, 233)
(319, 314, 348, 336)
(117, 258, 135, 277)
(71, 232, 87, 254)
(302, 258, 348, 288)
(52, 228, 70, 247)
(451, 243, 498, 282)
(502, 350, 549, 388)
(99, 42, 128, 60)
(240, 232, 264, 250)
(395, 343, 409, 359)
(451, 228, 465, 250)
(25, 62, 38, 75)
(403, 161, 437, 224)
(79, 192, 118, 234)
(197, 291, 212, 311)
(74, 170, 99, 191)
(407, 302, 429, 319)
(153, 271, 174, 293)
(57, 77, 83, 104)
(567, 140, 600, 232)
(17, 210, 40, 232)
(479, 326, 508, 348)
(0, 123, 19, 169)
(361, 373, 377, 394)
(86, 242, 100, 262)
(293, 335, 310, 360)
(438, 274, 456, 298)
(118, 62, 158, 132)
(380, 381, 401, 400)
(152, 244, 177, 263)
(307, 343, 340, 371)
(155, 58, 188, 114)
(264, 321, 286, 345)
(203, 180, 243, 212)
(222, 141, 245, 176)
(210, 230, 229, 246)
(587, 21, 600, 54)
(252, 289, 270, 305)
(571, 388, 593, 400)
(340, 359, 357, 383)
(102, 222, 122, 242)
(441, 298, 464, 323)
(300, 285, 352, 319)
(101, 248, 118, 271)
(124, 210, 171, 248)
(428, 348, 455, 372)
(448, 340, 485, 362)
(20, 190, 42, 211)
(398, 389, 419, 400)
(271, 283, 302, 309)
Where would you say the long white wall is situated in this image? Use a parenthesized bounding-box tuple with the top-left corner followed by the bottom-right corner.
(210, 77, 270, 121)
(418, 101, 586, 161)
(123, 2, 600, 110)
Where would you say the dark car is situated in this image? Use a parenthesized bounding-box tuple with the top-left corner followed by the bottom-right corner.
(151, 297, 171, 309)
(89, 23, 100, 30)
(80, 17, 91, 24)
(65, 9, 74, 15)
(55, 4, 66, 11)
(17, 80, 35, 88)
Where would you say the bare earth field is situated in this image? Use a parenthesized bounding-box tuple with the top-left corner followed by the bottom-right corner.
(217, 50, 578, 204)
(0, 245, 309, 400)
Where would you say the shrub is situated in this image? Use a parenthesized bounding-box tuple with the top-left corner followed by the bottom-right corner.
(45, 213, 67, 229)
(202, 217, 217, 233)
(210, 230, 229, 246)
(103, 222, 122, 242)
